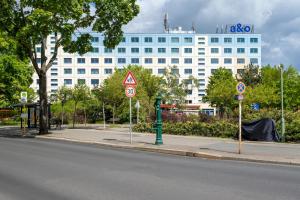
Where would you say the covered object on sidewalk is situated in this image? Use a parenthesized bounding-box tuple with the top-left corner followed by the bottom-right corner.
(242, 118, 280, 142)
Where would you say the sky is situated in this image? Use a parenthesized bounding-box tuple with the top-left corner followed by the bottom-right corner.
(124, 0, 300, 71)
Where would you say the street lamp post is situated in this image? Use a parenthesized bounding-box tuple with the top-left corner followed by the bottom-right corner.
(280, 65, 285, 142)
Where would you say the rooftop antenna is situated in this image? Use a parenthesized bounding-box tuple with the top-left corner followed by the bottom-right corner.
(216, 24, 219, 34)
(224, 25, 228, 33)
(164, 13, 169, 33)
(221, 25, 224, 34)
(192, 22, 195, 33)
(251, 25, 254, 33)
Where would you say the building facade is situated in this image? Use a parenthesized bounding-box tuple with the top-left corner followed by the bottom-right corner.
(31, 28, 261, 113)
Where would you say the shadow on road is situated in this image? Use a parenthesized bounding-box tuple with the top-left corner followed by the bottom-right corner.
(0, 126, 37, 138)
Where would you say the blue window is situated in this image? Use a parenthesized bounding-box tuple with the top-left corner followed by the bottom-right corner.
(184, 48, 193, 53)
(224, 48, 232, 53)
(237, 58, 245, 64)
(250, 38, 258, 43)
(77, 79, 86, 85)
(144, 58, 152, 64)
(250, 48, 258, 53)
(91, 79, 99, 86)
(131, 58, 139, 64)
(91, 69, 99, 74)
(211, 58, 219, 64)
(184, 37, 192, 43)
(171, 48, 179, 53)
(77, 58, 85, 64)
(158, 48, 166, 53)
(77, 68, 86, 74)
(224, 58, 232, 64)
(91, 47, 99, 53)
(64, 79, 72, 85)
(144, 48, 153, 53)
(158, 58, 166, 64)
(91, 58, 99, 64)
(131, 48, 139, 53)
(131, 37, 139, 43)
(118, 58, 126, 64)
(184, 69, 192, 74)
(224, 38, 232, 43)
(104, 68, 112, 74)
(64, 58, 72, 64)
(171, 58, 179, 64)
(211, 48, 219, 54)
(144, 37, 152, 43)
(104, 48, 112, 53)
(36, 47, 41, 53)
(64, 68, 72, 74)
(184, 58, 192, 64)
(104, 58, 112, 64)
(237, 38, 245, 43)
(158, 68, 166, 74)
(237, 48, 245, 53)
(91, 37, 99, 43)
(158, 37, 166, 43)
(171, 37, 179, 43)
(118, 48, 126, 53)
(211, 37, 219, 43)
(250, 58, 258, 64)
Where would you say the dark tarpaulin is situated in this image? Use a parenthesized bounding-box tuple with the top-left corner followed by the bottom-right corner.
(241, 118, 280, 142)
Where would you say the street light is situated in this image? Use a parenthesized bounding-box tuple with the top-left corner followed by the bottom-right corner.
(280, 65, 285, 142)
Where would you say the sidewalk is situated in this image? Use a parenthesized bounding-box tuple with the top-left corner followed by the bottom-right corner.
(34, 127, 300, 166)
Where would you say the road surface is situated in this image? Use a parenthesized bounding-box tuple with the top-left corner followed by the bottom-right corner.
(0, 137, 299, 200)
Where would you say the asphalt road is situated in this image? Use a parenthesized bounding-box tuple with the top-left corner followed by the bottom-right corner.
(0, 137, 299, 200)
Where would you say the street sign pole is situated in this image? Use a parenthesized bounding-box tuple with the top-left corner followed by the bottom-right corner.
(238, 99, 242, 154)
(103, 103, 106, 129)
(129, 97, 132, 144)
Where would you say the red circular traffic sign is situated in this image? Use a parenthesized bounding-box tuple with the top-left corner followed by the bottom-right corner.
(236, 82, 246, 94)
(125, 86, 136, 98)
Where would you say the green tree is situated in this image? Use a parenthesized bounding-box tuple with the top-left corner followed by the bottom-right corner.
(0, 0, 139, 133)
(54, 86, 72, 125)
(237, 63, 262, 87)
(203, 68, 237, 118)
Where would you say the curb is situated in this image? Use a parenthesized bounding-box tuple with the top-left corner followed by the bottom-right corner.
(37, 136, 300, 167)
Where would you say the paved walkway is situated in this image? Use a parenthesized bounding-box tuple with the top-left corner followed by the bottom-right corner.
(1, 125, 300, 165)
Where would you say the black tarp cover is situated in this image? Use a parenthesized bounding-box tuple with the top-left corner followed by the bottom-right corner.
(242, 118, 280, 142)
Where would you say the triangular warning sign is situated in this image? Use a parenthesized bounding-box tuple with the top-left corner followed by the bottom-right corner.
(123, 71, 137, 86)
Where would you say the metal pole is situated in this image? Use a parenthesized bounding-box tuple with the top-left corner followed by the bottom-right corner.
(137, 104, 139, 124)
(130, 97, 132, 144)
(281, 66, 285, 142)
(238, 100, 242, 154)
(103, 103, 106, 129)
(23, 104, 26, 136)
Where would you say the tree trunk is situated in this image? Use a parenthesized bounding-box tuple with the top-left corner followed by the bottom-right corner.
(84, 106, 87, 126)
(38, 72, 48, 134)
(102, 103, 106, 129)
(73, 103, 77, 128)
(113, 103, 115, 124)
(61, 104, 64, 126)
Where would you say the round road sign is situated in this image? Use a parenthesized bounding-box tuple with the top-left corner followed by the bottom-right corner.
(236, 82, 246, 94)
(125, 86, 136, 98)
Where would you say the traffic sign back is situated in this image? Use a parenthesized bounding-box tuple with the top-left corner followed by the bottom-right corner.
(123, 71, 137, 86)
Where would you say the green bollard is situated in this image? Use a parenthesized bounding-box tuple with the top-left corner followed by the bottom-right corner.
(154, 93, 163, 145)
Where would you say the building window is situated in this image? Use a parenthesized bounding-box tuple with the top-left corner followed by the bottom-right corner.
(158, 48, 166, 53)
(77, 68, 86, 74)
(51, 83, 58, 87)
(184, 58, 192, 64)
(131, 58, 139, 64)
(77, 58, 85, 64)
(211, 37, 219, 43)
(158, 37, 166, 43)
(211, 58, 219, 64)
(224, 48, 232, 54)
(118, 58, 126, 64)
(91, 79, 99, 86)
(104, 68, 113, 74)
(171, 37, 179, 43)
(224, 58, 232, 64)
(237, 58, 245, 64)
(64, 79, 72, 85)
(158, 58, 166, 64)
(51, 73, 58, 76)
(64, 68, 72, 74)
(144, 58, 153, 64)
(91, 47, 99, 53)
(51, 68, 58, 72)
(104, 58, 112, 64)
(224, 37, 232, 43)
(171, 48, 179, 53)
(184, 48, 193, 53)
(64, 58, 72, 64)
(144, 48, 153, 53)
(250, 58, 258, 64)
(36, 47, 41, 53)
(77, 79, 86, 85)
(121, 37, 126, 42)
(131, 48, 139, 53)
(184, 37, 192, 43)
(91, 58, 99, 64)
(171, 58, 179, 64)
(91, 37, 99, 43)
(237, 37, 245, 43)
(250, 48, 258, 53)
(118, 48, 126, 53)
(211, 48, 219, 54)
(237, 69, 245, 74)
(104, 48, 113, 53)
(237, 48, 245, 54)
(184, 68, 192, 74)
(51, 79, 58, 82)
(131, 37, 139, 43)
(158, 68, 166, 74)
(144, 37, 152, 43)
(250, 38, 258, 43)
(91, 69, 99, 74)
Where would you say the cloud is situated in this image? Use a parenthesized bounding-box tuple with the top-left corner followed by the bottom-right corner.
(124, 0, 300, 71)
